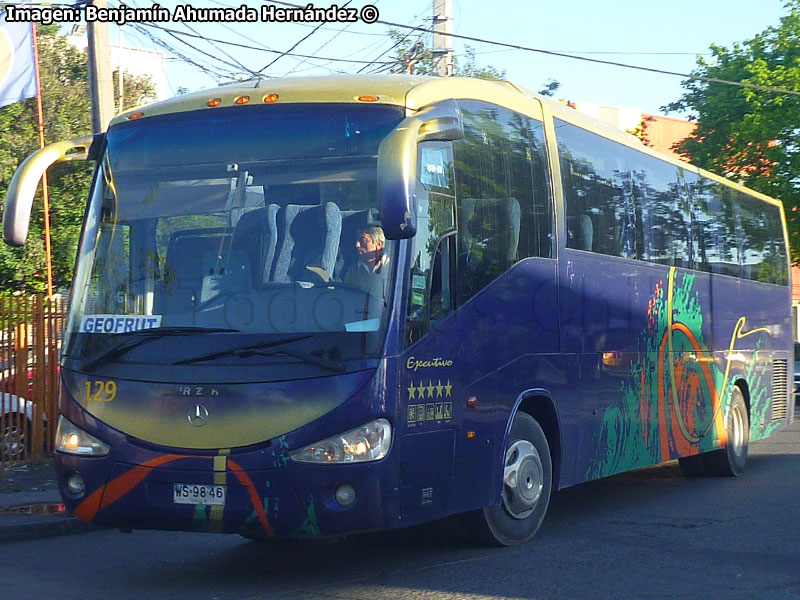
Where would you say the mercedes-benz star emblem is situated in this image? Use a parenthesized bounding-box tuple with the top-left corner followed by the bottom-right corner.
(188, 404, 209, 427)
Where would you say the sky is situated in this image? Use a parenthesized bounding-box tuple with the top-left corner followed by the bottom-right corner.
(99, 0, 791, 117)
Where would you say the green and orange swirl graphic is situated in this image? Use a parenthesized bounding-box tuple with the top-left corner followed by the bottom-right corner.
(589, 267, 773, 479)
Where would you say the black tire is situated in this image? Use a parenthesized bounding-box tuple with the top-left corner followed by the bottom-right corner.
(462, 412, 552, 546)
(678, 453, 707, 477)
(704, 385, 749, 477)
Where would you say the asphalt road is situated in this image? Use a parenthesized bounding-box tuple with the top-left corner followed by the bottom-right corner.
(6, 410, 800, 600)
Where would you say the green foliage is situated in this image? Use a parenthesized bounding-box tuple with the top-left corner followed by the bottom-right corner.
(456, 46, 505, 81)
(386, 29, 559, 106)
(0, 26, 155, 293)
(537, 78, 560, 97)
(386, 29, 501, 80)
(665, 1, 800, 263)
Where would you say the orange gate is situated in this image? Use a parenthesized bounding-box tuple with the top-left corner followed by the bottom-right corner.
(1, 294, 67, 464)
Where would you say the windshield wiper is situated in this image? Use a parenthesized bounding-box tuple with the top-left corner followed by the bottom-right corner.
(80, 326, 239, 371)
(174, 335, 344, 372)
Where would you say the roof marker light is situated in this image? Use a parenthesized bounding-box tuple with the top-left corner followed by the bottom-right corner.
(263, 93, 279, 103)
(207, 98, 222, 107)
(234, 95, 250, 105)
(357, 95, 379, 102)
(128, 112, 144, 120)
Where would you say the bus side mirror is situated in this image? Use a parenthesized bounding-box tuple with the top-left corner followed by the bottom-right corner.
(378, 100, 463, 240)
(3, 133, 104, 247)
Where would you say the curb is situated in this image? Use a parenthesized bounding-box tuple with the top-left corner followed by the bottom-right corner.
(0, 514, 103, 544)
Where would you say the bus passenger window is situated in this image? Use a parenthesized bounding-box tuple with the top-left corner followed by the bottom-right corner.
(455, 101, 553, 304)
(556, 119, 639, 259)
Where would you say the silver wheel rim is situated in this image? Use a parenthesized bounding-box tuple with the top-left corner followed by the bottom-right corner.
(502, 439, 543, 520)
(729, 398, 746, 458)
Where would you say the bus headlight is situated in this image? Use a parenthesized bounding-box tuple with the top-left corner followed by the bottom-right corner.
(290, 418, 391, 464)
(55, 416, 110, 456)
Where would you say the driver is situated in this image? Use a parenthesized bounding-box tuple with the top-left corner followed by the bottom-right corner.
(342, 226, 390, 301)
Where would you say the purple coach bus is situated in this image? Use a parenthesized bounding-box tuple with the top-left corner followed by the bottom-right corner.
(3, 76, 793, 545)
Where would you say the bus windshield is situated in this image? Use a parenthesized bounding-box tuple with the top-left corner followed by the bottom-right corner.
(62, 103, 405, 378)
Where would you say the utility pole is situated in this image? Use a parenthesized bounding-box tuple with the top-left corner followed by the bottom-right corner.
(87, 0, 115, 132)
(431, 0, 453, 77)
(117, 25, 124, 113)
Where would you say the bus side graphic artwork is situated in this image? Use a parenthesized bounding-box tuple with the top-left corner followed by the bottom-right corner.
(589, 266, 776, 480)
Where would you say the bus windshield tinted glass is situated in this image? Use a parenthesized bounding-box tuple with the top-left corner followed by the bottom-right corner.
(63, 103, 404, 372)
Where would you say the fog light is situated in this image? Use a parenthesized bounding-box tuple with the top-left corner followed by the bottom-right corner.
(66, 472, 85, 496)
(334, 484, 356, 507)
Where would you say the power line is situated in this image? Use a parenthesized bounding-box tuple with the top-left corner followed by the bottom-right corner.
(348, 0, 431, 73)
(126, 22, 241, 81)
(207, 0, 280, 55)
(151, 7, 261, 78)
(203, 0, 352, 76)
(114, 0, 248, 80)
(284, 0, 380, 76)
(375, 19, 800, 98)
(354, 3, 431, 74)
(132, 21, 396, 67)
(472, 48, 711, 57)
(258, 0, 356, 74)
(265, 0, 800, 99)
(554, 51, 711, 56)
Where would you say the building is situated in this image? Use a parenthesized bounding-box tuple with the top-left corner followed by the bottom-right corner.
(66, 25, 169, 103)
(639, 113, 697, 159)
(569, 101, 697, 161)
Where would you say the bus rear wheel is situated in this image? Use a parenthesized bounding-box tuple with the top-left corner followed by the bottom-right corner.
(704, 385, 749, 477)
(463, 411, 552, 546)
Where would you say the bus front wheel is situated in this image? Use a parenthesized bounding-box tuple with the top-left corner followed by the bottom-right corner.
(463, 411, 552, 546)
(704, 385, 749, 477)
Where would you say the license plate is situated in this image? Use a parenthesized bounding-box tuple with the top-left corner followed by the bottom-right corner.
(173, 483, 226, 505)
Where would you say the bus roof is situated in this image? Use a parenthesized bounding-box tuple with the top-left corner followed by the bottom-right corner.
(111, 74, 534, 123)
(111, 74, 651, 159)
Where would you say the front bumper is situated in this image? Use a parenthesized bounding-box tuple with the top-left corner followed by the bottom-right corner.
(55, 447, 399, 538)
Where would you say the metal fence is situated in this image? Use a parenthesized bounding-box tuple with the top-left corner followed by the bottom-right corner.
(1, 294, 68, 465)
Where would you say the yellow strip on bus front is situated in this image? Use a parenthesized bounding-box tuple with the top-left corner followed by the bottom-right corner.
(209, 451, 230, 533)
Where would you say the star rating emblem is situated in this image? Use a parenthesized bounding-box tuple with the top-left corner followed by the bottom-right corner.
(409, 380, 454, 401)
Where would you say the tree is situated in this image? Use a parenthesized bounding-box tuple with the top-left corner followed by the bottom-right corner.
(0, 25, 155, 293)
(388, 29, 504, 78)
(537, 78, 560, 98)
(387, 29, 560, 102)
(665, 1, 800, 262)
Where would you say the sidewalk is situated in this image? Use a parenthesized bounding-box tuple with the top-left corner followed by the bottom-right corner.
(0, 460, 100, 544)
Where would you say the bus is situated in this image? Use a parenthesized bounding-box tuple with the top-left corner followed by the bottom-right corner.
(3, 75, 793, 546)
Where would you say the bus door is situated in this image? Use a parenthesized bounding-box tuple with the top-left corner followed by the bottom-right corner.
(399, 143, 459, 525)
